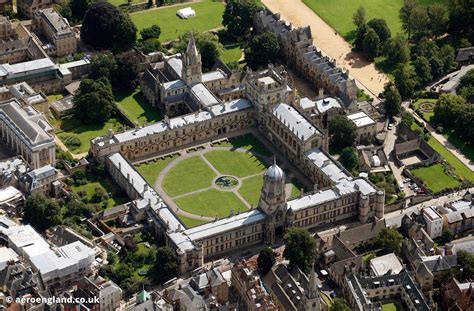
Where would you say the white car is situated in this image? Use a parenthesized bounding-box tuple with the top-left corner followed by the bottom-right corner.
(399, 182, 405, 191)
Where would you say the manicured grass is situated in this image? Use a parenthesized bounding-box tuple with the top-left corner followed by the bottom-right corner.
(115, 88, 163, 126)
(135, 155, 176, 185)
(427, 137, 474, 182)
(47, 92, 65, 102)
(130, 1, 225, 42)
(443, 130, 474, 162)
(303, 0, 446, 41)
(163, 156, 216, 196)
(382, 302, 403, 311)
(204, 150, 267, 178)
(178, 215, 209, 228)
(70, 177, 129, 209)
(108, 0, 144, 7)
(215, 134, 271, 156)
(413, 98, 437, 123)
(175, 189, 247, 218)
(220, 43, 243, 64)
(291, 184, 302, 198)
(239, 175, 264, 208)
(411, 164, 461, 193)
(55, 117, 125, 154)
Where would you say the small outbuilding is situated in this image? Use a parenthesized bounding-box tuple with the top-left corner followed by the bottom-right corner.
(177, 7, 196, 19)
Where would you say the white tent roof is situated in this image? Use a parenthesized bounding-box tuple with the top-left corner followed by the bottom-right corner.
(177, 7, 196, 19)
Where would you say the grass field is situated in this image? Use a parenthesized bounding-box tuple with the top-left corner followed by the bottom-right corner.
(47, 92, 66, 102)
(215, 134, 271, 156)
(54, 117, 125, 154)
(221, 43, 243, 64)
(70, 176, 129, 209)
(115, 88, 163, 126)
(411, 163, 461, 193)
(162, 156, 216, 196)
(303, 0, 446, 41)
(382, 302, 404, 311)
(178, 215, 209, 228)
(175, 189, 247, 218)
(204, 151, 267, 177)
(239, 175, 264, 207)
(135, 155, 177, 185)
(130, 1, 225, 42)
(108, 0, 144, 6)
(413, 98, 437, 123)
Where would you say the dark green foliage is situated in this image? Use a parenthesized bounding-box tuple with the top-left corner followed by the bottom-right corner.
(138, 39, 163, 55)
(339, 147, 359, 175)
(24, 194, 62, 232)
(411, 6, 430, 39)
(383, 81, 402, 117)
(440, 229, 455, 244)
(111, 51, 140, 91)
(62, 135, 82, 150)
(245, 32, 280, 70)
(0, 4, 16, 19)
(427, 4, 448, 40)
(73, 78, 116, 124)
(376, 227, 403, 255)
(394, 64, 417, 99)
(222, 0, 261, 38)
(89, 52, 118, 81)
(258, 247, 276, 274)
(352, 6, 366, 28)
(175, 32, 223, 71)
(153, 246, 178, 282)
(367, 18, 391, 43)
(330, 298, 351, 311)
(70, 0, 91, 21)
(354, 23, 369, 51)
(457, 250, 474, 281)
(90, 187, 110, 204)
(384, 34, 410, 65)
(400, 111, 415, 128)
(362, 28, 380, 60)
(282, 227, 316, 273)
(457, 69, 474, 103)
(399, 0, 418, 40)
(447, 0, 474, 42)
(140, 25, 161, 40)
(81, 2, 136, 52)
(328, 115, 357, 149)
(413, 56, 433, 85)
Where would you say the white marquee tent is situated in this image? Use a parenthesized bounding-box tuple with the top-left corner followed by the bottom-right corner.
(177, 7, 196, 19)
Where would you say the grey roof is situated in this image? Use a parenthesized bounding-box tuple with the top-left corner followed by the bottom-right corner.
(299, 97, 342, 114)
(190, 83, 220, 107)
(370, 253, 404, 276)
(347, 111, 376, 128)
(208, 98, 253, 116)
(202, 70, 226, 83)
(273, 103, 321, 141)
(304, 148, 350, 183)
(287, 189, 339, 211)
(38, 8, 74, 37)
(167, 57, 183, 78)
(163, 79, 186, 91)
(0, 58, 57, 78)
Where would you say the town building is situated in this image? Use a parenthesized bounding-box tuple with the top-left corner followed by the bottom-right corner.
(17, 0, 53, 19)
(297, 95, 346, 130)
(347, 111, 377, 145)
(441, 277, 474, 310)
(0, 82, 49, 114)
(422, 207, 443, 239)
(437, 198, 474, 234)
(369, 253, 404, 276)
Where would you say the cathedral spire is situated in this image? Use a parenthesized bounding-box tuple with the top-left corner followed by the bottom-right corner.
(308, 261, 319, 299)
(186, 34, 199, 62)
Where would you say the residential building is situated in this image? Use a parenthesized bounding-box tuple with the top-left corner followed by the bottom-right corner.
(414, 255, 456, 291)
(441, 277, 474, 311)
(189, 267, 229, 304)
(422, 207, 443, 239)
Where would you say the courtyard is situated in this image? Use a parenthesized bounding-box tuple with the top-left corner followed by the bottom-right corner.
(410, 163, 461, 194)
(114, 88, 164, 126)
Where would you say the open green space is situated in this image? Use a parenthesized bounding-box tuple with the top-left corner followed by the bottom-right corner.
(413, 98, 437, 123)
(382, 302, 404, 311)
(130, 1, 225, 42)
(115, 88, 163, 126)
(220, 43, 243, 64)
(70, 175, 129, 209)
(204, 150, 267, 177)
(215, 134, 271, 156)
(178, 215, 209, 228)
(108, 0, 144, 7)
(302, 0, 446, 41)
(47, 92, 66, 102)
(238, 174, 264, 208)
(443, 130, 474, 162)
(175, 189, 247, 218)
(427, 137, 474, 182)
(162, 156, 216, 196)
(54, 117, 125, 154)
(411, 163, 461, 193)
(135, 155, 177, 185)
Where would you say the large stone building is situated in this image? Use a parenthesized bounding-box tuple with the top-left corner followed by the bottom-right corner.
(92, 38, 384, 274)
(17, 0, 53, 19)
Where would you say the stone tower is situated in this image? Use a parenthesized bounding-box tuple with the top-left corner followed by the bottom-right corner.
(259, 158, 286, 244)
(181, 36, 202, 84)
(306, 262, 321, 311)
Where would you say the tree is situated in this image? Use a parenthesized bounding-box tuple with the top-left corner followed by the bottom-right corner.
(399, 0, 418, 40)
(245, 32, 280, 70)
(24, 194, 62, 231)
(74, 78, 116, 124)
(352, 6, 366, 28)
(111, 51, 140, 91)
(89, 52, 118, 81)
(283, 227, 316, 273)
(81, 2, 136, 52)
(257, 247, 276, 274)
(175, 32, 223, 71)
(400, 111, 415, 128)
(439, 45, 456, 75)
(330, 298, 351, 311)
(447, 0, 474, 42)
(457, 250, 474, 281)
(362, 28, 380, 60)
(432, 93, 466, 128)
(354, 23, 369, 51)
(413, 56, 433, 85)
(367, 18, 391, 44)
(427, 4, 448, 40)
(384, 34, 410, 65)
(0, 4, 16, 19)
(411, 6, 430, 39)
(376, 227, 403, 254)
(153, 246, 177, 282)
(440, 229, 455, 244)
(339, 147, 359, 175)
(457, 69, 474, 103)
(328, 115, 357, 149)
(394, 64, 417, 99)
(140, 25, 161, 40)
(70, 0, 91, 21)
(383, 81, 402, 117)
(223, 0, 261, 38)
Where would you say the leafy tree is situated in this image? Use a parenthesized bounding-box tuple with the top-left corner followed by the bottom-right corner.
(439, 45, 456, 75)
(394, 64, 417, 99)
(245, 32, 280, 70)
(411, 6, 430, 39)
(328, 115, 357, 149)
(223, 0, 261, 38)
(412, 37, 439, 59)
(400, 111, 415, 128)
(257, 247, 276, 274)
(339, 147, 359, 175)
(354, 23, 369, 51)
(440, 229, 455, 244)
(367, 18, 391, 44)
(283, 227, 316, 273)
(153, 246, 177, 282)
(399, 0, 418, 40)
(81, 2, 136, 52)
(352, 6, 366, 28)
(137, 38, 163, 55)
(433, 93, 466, 128)
(427, 4, 448, 40)
(24, 194, 62, 231)
(89, 52, 118, 81)
(330, 298, 351, 311)
(362, 28, 380, 60)
(90, 187, 110, 204)
(413, 56, 433, 85)
(447, 0, 474, 42)
(376, 227, 403, 255)
(74, 78, 116, 124)
(0, 4, 16, 19)
(383, 81, 402, 117)
(140, 25, 161, 40)
(384, 34, 410, 65)
(112, 51, 140, 91)
(457, 69, 474, 103)
(175, 32, 223, 71)
(70, 0, 91, 21)
(457, 250, 474, 281)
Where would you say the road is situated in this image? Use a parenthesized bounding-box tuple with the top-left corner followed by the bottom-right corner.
(261, 0, 389, 99)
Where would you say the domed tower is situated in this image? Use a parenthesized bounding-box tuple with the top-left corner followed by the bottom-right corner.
(259, 158, 287, 244)
(181, 36, 202, 84)
(375, 189, 385, 219)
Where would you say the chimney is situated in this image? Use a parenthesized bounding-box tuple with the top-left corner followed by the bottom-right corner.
(318, 88, 324, 99)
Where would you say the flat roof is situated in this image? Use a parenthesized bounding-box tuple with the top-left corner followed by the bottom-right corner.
(370, 253, 403, 276)
(190, 83, 219, 107)
(273, 103, 321, 141)
(347, 111, 376, 128)
(209, 98, 252, 116)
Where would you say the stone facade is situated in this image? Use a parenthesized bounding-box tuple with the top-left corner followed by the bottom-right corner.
(17, 0, 53, 19)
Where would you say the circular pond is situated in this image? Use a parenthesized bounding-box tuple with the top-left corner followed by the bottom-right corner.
(214, 175, 239, 190)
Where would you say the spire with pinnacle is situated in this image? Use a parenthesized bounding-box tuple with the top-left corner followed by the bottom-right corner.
(186, 34, 199, 62)
(182, 34, 202, 84)
(308, 261, 319, 299)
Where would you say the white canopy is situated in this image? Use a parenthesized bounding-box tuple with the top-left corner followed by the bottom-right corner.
(177, 7, 196, 19)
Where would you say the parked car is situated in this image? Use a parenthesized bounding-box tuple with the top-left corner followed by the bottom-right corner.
(399, 182, 405, 191)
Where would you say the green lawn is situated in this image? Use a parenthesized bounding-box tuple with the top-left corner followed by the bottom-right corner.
(411, 164, 461, 193)
(55, 117, 125, 154)
(220, 43, 243, 64)
(215, 134, 271, 156)
(108, 0, 144, 7)
(204, 150, 267, 177)
(115, 88, 163, 126)
(239, 175, 264, 208)
(135, 155, 176, 185)
(175, 189, 248, 218)
(303, 0, 446, 41)
(382, 302, 403, 311)
(427, 137, 474, 182)
(413, 98, 437, 123)
(130, 1, 225, 42)
(70, 177, 129, 209)
(178, 215, 209, 228)
(47, 92, 66, 102)
(443, 130, 474, 162)
(162, 156, 216, 196)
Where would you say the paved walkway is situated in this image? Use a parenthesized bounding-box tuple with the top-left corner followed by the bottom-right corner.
(262, 0, 389, 99)
(403, 103, 474, 171)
